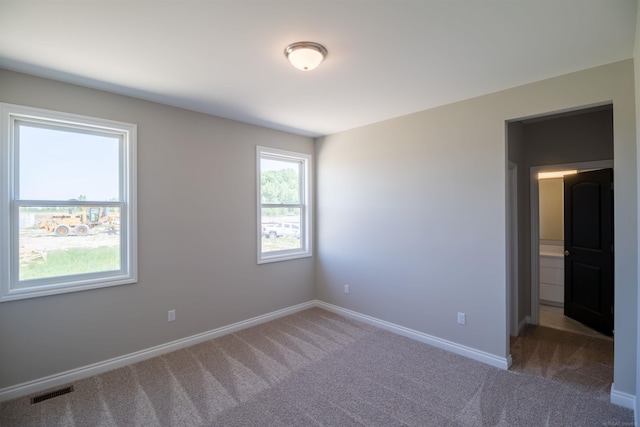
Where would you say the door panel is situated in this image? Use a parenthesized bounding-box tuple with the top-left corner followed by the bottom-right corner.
(570, 183, 601, 249)
(570, 262, 601, 311)
(564, 168, 613, 336)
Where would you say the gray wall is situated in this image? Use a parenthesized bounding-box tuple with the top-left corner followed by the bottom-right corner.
(507, 122, 529, 324)
(316, 60, 637, 395)
(523, 107, 614, 166)
(0, 69, 315, 389)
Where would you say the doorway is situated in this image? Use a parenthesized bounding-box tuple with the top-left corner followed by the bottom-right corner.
(529, 160, 613, 334)
(506, 104, 616, 400)
(506, 104, 614, 338)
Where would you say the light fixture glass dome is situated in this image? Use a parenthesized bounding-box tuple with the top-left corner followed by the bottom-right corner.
(284, 42, 327, 71)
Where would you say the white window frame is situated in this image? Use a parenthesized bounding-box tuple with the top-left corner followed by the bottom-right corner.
(0, 103, 137, 302)
(257, 146, 312, 264)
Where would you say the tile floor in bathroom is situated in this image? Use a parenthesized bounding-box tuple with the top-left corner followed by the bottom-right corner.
(539, 303, 612, 340)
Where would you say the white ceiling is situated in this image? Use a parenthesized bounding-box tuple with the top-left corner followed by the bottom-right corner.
(0, 1, 637, 137)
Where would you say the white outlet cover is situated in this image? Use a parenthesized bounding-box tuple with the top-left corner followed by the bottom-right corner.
(457, 312, 466, 324)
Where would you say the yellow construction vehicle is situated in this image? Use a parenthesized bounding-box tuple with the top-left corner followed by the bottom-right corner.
(38, 207, 119, 236)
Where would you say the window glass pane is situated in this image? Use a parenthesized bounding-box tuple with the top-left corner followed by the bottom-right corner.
(261, 208, 301, 252)
(1, 104, 136, 302)
(260, 158, 300, 204)
(18, 205, 121, 283)
(18, 123, 120, 201)
(257, 146, 310, 264)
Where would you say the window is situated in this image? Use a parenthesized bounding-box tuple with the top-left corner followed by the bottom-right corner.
(0, 103, 137, 301)
(257, 146, 312, 263)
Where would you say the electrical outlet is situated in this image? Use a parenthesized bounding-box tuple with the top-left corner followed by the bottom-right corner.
(344, 284, 349, 294)
(168, 309, 176, 322)
(457, 312, 466, 325)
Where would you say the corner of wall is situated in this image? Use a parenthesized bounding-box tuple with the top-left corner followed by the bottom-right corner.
(634, 1, 640, 422)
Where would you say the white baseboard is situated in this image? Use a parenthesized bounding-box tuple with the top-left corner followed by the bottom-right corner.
(315, 301, 510, 370)
(610, 383, 636, 410)
(0, 301, 315, 403)
(2, 299, 625, 408)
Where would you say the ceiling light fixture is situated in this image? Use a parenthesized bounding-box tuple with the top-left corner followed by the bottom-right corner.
(284, 42, 327, 71)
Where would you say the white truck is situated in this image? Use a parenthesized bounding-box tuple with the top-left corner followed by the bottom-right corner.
(262, 223, 300, 239)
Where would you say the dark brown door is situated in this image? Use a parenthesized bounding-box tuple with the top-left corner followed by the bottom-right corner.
(564, 168, 614, 336)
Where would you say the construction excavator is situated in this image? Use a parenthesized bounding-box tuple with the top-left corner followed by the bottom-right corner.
(38, 207, 119, 236)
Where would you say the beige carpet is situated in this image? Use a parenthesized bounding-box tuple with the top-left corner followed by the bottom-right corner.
(510, 323, 616, 402)
(1, 308, 633, 426)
